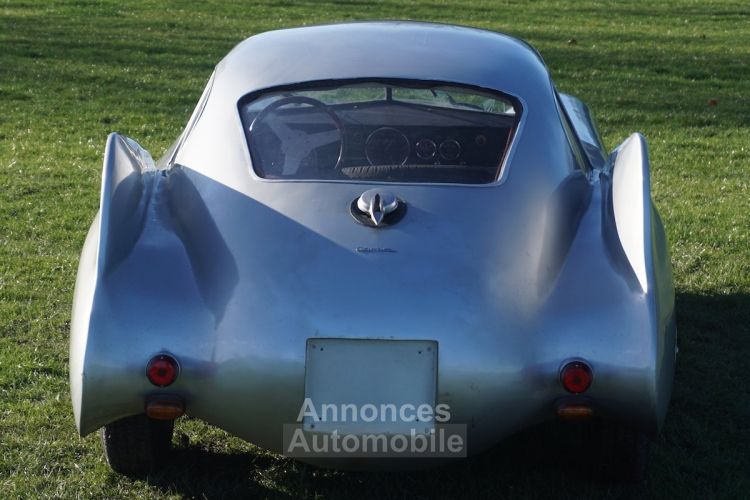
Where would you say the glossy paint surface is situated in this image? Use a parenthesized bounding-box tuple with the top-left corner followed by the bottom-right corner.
(70, 22, 675, 464)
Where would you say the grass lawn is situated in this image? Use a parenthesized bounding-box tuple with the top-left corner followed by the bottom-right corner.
(1, 0, 748, 498)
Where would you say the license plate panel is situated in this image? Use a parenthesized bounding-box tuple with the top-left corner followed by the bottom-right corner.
(303, 338, 438, 435)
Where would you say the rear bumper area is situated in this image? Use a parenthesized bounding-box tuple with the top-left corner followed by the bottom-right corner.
(72, 320, 671, 459)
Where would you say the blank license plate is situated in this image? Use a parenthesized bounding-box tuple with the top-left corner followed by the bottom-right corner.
(304, 338, 437, 435)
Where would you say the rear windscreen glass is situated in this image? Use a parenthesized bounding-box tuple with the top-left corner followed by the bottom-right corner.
(239, 81, 520, 184)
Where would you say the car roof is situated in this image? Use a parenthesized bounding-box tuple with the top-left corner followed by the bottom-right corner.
(175, 22, 579, 186)
(214, 21, 552, 102)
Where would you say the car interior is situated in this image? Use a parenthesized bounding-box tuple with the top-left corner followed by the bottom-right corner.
(240, 82, 520, 184)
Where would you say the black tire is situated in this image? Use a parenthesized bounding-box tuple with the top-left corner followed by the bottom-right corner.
(100, 414, 174, 475)
(589, 419, 650, 483)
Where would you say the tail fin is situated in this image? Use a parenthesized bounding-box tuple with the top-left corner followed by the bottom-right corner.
(610, 133, 653, 292)
(97, 133, 158, 277)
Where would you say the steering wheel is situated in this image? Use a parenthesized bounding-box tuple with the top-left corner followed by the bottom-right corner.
(249, 96, 344, 176)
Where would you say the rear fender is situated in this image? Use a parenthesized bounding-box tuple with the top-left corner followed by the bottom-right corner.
(70, 133, 159, 434)
(533, 133, 675, 436)
(609, 133, 676, 430)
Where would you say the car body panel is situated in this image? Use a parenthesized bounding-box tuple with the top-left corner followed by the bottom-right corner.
(70, 22, 675, 463)
(559, 92, 607, 170)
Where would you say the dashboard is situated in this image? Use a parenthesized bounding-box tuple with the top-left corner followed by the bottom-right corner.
(341, 124, 510, 169)
(244, 98, 517, 183)
(335, 103, 513, 170)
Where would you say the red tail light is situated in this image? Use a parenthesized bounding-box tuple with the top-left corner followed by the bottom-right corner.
(146, 354, 179, 387)
(560, 361, 592, 394)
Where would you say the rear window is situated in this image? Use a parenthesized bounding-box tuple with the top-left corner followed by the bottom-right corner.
(239, 81, 520, 184)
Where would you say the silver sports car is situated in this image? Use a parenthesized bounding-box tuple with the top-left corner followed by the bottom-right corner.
(70, 21, 675, 481)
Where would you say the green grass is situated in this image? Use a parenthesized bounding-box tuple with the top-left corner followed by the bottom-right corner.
(1, 0, 749, 498)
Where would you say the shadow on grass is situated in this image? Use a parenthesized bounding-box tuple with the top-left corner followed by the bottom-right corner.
(145, 421, 652, 499)
(141, 446, 299, 499)
(142, 292, 748, 499)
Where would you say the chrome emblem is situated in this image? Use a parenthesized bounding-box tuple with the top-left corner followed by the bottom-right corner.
(350, 189, 407, 228)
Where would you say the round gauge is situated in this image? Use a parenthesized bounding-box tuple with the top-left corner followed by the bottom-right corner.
(415, 139, 437, 160)
(439, 139, 461, 161)
(365, 127, 410, 166)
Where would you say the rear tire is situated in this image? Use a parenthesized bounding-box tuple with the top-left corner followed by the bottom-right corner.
(590, 419, 650, 482)
(100, 414, 174, 475)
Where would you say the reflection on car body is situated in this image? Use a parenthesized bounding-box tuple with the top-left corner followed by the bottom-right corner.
(70, 22, 675, 482)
